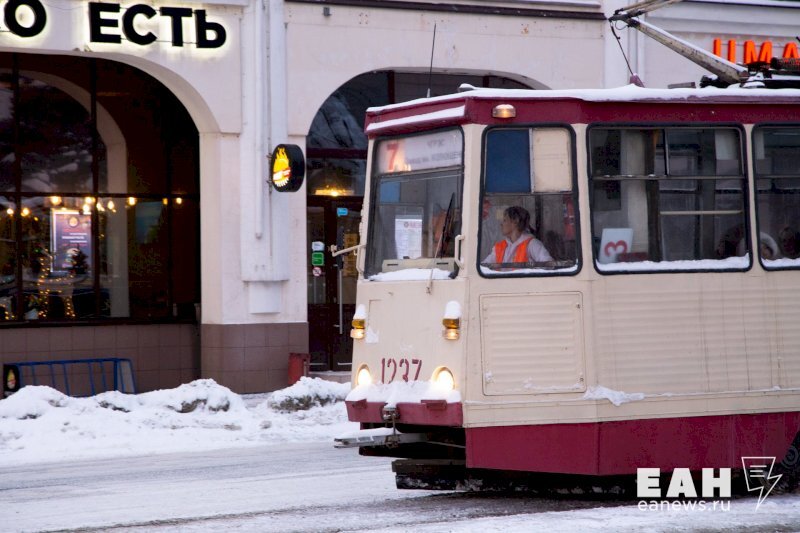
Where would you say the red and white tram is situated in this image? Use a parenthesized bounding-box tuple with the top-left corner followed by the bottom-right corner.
(334, 83, 800, 489)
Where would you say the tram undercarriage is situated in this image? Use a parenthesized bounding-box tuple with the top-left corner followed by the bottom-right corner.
(336, 422, 800, 494)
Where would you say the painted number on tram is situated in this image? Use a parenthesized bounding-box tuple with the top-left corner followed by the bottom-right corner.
(381, 358, 422, 383)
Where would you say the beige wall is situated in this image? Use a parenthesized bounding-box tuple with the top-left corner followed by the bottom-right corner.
(285, 2, 607, 137)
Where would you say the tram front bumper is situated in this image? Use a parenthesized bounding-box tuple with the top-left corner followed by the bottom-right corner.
(345, 399, 463, 427)
(333, 427, 429, 448)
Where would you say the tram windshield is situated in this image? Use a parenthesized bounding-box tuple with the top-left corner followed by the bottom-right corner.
(365, 129, 463, 279)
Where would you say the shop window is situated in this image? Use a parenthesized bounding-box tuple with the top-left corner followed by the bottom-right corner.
(19, 76, 97, 193)
(589, 127, 746, 272)
(0, 54, 199, 323)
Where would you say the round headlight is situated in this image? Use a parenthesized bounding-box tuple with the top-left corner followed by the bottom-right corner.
(432, 367, 455, 391)
(356, 365, 372, 387)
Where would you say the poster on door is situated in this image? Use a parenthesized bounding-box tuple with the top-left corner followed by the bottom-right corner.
(51, 209, 92, 274)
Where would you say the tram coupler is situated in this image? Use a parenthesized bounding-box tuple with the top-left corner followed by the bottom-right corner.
(382, 405, 399, 423)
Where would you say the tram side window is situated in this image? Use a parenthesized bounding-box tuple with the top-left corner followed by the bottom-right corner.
(365, 129, 464, 279)
(753, 127, 800, 267)
(479, 127, 578, 275)
(589, 127, 747, 272)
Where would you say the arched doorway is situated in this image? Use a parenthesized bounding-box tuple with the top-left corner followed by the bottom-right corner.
(305, 71, 531, 371)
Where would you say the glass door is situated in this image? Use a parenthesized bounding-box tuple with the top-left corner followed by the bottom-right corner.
(307, 196, 362, 371)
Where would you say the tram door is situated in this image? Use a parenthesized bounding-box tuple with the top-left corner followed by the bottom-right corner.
(307, 197, 362, 371)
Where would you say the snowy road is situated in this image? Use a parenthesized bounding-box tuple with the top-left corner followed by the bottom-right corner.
(3, 441, 800, 533)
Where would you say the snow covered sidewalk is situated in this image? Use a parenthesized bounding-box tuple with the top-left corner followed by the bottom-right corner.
(0, 377, 358, 466)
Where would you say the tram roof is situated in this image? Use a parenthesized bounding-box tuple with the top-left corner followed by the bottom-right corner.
(364, 84, 800, 137)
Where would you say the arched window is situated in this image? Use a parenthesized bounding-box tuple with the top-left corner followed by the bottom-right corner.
(0, 54, 199, 323)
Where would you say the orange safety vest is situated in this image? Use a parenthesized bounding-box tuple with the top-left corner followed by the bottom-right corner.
(494, 237, 532, 263)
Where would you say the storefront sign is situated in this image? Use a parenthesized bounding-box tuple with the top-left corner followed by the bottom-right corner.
(270, 144, 306, 193)
(1, 0, 227, 48)
(713, 38, 799, 64)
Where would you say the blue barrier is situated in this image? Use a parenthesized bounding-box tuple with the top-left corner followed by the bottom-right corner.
(3, 358, 137, 397)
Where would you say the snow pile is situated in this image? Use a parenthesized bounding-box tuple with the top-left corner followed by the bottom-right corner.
(0, 378, 357, 466)
(444, 300, 461, 319)
(583, 385, 645, 406)
(266, 376, 351, 412)
(347, 380, 461, 407)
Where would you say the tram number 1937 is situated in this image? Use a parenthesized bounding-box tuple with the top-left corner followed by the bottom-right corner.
(381, 358, 422, 383)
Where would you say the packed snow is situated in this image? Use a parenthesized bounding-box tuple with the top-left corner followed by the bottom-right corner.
(583, 385, 646, 406)
(0, 377, 357, 466)
(368, 268, 452, 281)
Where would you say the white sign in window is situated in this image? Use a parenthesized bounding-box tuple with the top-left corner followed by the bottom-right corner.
(395, 216, 423, 259)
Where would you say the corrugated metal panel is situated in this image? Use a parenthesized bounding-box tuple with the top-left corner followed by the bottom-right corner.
(592, 275, 800, 395)
(481, 292, 585, 395)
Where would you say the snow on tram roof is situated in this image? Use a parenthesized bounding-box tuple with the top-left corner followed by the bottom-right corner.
(366, 83, 800, 115)
(363, 84, 800, 134)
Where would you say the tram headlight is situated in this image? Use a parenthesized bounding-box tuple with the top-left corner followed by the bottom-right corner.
(356, 365, 372, 387)
(432, 367, 456, 391)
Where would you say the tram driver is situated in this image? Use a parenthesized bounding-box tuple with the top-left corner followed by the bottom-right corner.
(481, 206, 553, 267)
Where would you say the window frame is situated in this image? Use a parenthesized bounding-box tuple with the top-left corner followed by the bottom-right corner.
(364, 126, 466, 280)
(752, 124, 800, 271)
(477, 123, 582, 279)
(0, 55, 199, 325)
(587, 122, 751, 275)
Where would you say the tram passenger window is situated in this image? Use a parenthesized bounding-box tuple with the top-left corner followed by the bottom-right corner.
(365, 129, 464, 279)
(479, 127, 578, 276)
(753, 127, 800, 268)
(589, 127, 747, 272)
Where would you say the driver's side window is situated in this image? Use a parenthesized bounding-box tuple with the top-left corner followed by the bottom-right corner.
(479, 127, 578, 275)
